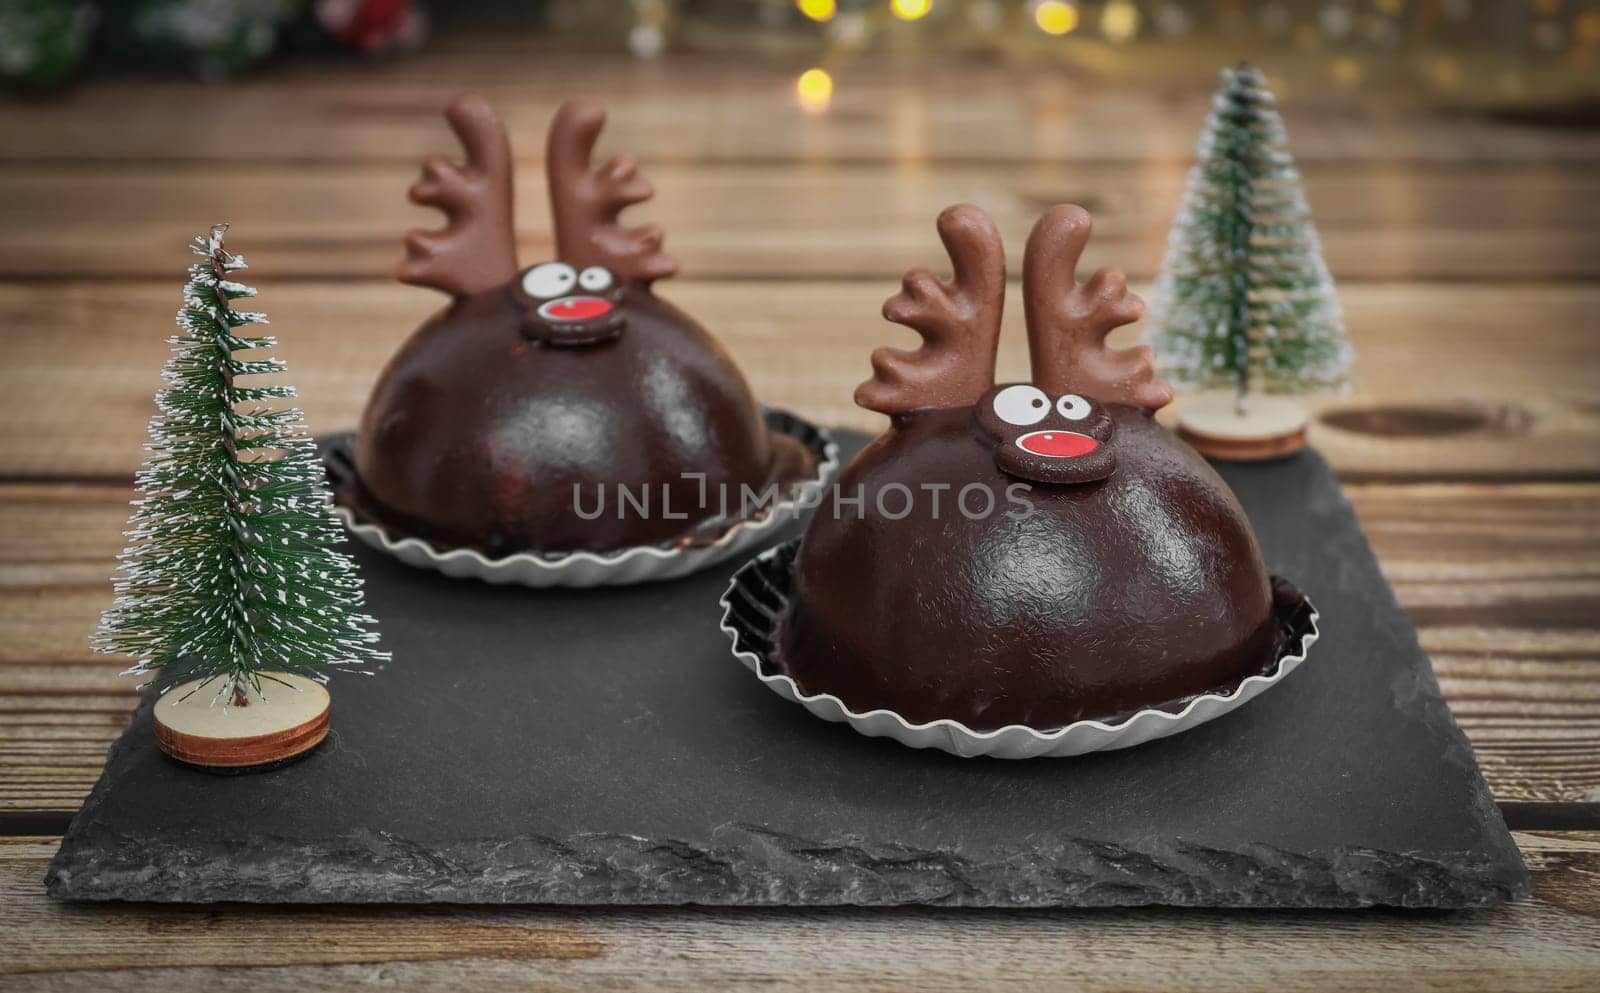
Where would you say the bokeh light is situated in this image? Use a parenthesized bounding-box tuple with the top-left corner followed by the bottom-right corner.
(796, 67, 834, 112)
(1330, 56, 1364, 88)
(891, 0, 934, 22)
(797, 0, 837, 23)
(1034, 2, 1079, 36)
(1101, 0, 1140, 43)
(1579, 11, 1600, 46)
(1429, 56, 1461, 89)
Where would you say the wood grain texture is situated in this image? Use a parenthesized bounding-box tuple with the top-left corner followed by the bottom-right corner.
(2, 480, 1594, 812)
(2, 834, 1597, 990)
(4, 46, 1600, 166)
(152, 675, 331, 770)
(3, 161, 1596, 280)
(0, 281, 1596, 482)
(1174, 425, 1309, 462)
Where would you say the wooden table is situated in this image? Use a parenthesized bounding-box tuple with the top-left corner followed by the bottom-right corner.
(1, 41, 1597, 990)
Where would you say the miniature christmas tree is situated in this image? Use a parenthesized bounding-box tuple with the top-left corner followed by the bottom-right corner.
(1149, 64, 1353, 446)
(96, 225, 386, 726)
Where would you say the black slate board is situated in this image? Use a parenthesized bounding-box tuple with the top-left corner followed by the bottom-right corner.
(47, 432, 1529, 908)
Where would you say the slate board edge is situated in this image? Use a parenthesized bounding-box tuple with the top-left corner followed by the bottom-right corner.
(47, 694, 1530, 909)
(1288, 448, 1530, 905)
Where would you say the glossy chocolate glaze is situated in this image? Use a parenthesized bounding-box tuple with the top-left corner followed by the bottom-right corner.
(776, 405, 1279, 730)
(349, 283, 815, 556)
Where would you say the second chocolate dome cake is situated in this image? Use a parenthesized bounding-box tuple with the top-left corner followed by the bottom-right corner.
(771, 203, 1304, 732)
(345, 95, 817, 560)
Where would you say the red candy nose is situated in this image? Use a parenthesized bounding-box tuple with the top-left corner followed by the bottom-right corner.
(538, 296, 613, 322)
(1016, 430, 1098, 458)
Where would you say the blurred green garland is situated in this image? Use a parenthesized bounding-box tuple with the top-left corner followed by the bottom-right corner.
(0, 0, 427, 89)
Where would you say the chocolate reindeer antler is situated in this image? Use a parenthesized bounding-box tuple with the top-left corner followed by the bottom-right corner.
(397, 93, 519, 297)
(546, 100, 678, 283)
(855, 204, 1006, 417)
(1023, 205, 1172, 411)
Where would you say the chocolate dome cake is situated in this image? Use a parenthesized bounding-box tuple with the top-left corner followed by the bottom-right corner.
(769, 203, 1308, 732)
(342, 95, 817, 559)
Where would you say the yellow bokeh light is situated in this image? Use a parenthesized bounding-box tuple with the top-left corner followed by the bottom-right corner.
(796, 67, 834, 113)
(1100, 0, 1140, 43)
(796, 0, 836, 22)
(1330, 57, 1364, 88)
(891, 0, 933, 21)
(1034, 1, 1078, 35)
(1374, 0, 1404, 16)
(1429, 57, 1461, 90)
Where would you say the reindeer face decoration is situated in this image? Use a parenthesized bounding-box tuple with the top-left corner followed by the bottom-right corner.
(975, 385, 1117, 484)
(513, 261, 627, 346)
(856, 202, 1172, 486)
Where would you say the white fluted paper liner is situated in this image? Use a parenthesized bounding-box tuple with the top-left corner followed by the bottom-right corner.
(720, 540, 1320, 759)
(327, 410, 839, 588)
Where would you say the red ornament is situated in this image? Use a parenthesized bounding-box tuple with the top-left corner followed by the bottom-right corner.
(315, 0, 427, 55)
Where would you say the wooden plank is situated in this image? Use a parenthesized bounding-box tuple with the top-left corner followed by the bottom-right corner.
(0, 280, 1594, 481)
(4, 47, 1600, 166)
(0, 833, 1596, 989)
(1350, 483, 1600, 804)
(1, 480, 1594, 812)
(3, 161, 1596, 281)
(0, 837, 604, 976)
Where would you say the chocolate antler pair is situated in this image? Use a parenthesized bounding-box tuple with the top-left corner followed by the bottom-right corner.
(396, 94, 677, 297)
(856, 204, 1172, 416)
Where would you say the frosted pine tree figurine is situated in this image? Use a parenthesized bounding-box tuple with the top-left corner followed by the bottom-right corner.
(96, 226, 387, 770)
(1149, 64, 1354, 460)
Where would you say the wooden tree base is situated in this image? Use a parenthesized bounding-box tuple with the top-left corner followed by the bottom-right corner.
(1175, 394, 1310, 462)
(153, 674, 330, 771)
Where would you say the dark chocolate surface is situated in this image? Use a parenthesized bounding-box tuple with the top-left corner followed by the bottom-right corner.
(47, 433, 1528, 908)
(352, 284, 813, 556)
(780, 406, 1278, 729)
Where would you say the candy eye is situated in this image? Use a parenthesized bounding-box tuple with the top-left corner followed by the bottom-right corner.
(521, 262, 577, 299)
(1056, 394, 1092, 421)
(577, 266, 613, 292)
(992, 385, 1051, 427)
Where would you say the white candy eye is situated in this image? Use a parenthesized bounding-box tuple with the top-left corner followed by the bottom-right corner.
(521, 262, 577, 299)
(991, 385, 1051, 427)
(1056, 394, 1092, 421)
(577, 266, 613, 292)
